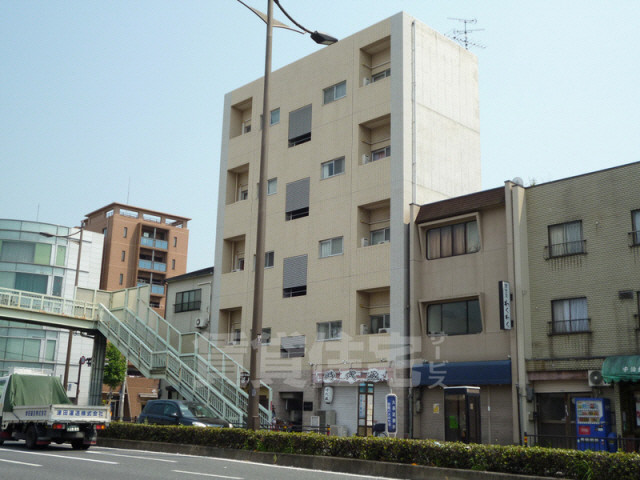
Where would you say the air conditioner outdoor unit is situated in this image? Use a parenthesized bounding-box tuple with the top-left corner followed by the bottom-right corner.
(378, 328, 389, 334)
(195, 317, 209, 329)
(361, 237, 369, 247)
(588, 370, 611, 387)
(362, 154, 370, 164)
(310, 416, 320, 427)
(360, 324, 369, 335)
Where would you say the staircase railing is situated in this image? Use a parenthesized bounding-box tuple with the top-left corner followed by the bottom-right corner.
(100, 286, 271, 426)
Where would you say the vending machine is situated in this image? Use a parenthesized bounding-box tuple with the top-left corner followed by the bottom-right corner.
(575, 397, 611, 451)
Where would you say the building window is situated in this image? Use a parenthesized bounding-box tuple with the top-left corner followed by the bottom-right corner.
(548, 221, 584, 258)
(283, 255, 307, 298)
(267, 178, 277, 195)
(631, 210, 640, 246)
(270, 108, 280, 125)
(123, 227, 128, 238)
(323, 80, 346, 104)
(357, 383, 375, 436)
(121, 250, 126, 262)
(370, 314, 390, 334)
(237, 185, 248, 201)
(175, 289, 202, 313)
(173, 236, 177, 248)
(119, 273, 123, 286)
(265, 251, 274, 268)
(280, 335, 305, 358)
(321, 157, 345, 179)
(285, 178, 310, 221)
(260, 328, 271, 345)
(551, 298, 589, 334)
(427, 299, 482, 336)
(288, 104, 312, 147)
(234, 253, 245, 272)
(172, 259, 176, 270)
(371, 145, 391, 162)
(103, 228, 107, 236)
(371, 68, 391, 82)
(317, 321, 342, 341)
(427, 220, 480, 259)
(370, 227, 390, 245)
(319, 237, 343, 258)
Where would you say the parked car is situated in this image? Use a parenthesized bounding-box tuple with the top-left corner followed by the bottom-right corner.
(137, 400, 232, 428)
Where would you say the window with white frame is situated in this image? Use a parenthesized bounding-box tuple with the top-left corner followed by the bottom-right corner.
(265, 251, 274, 268)
(319, 237, 343, 258)
(548, 221, 584, 257)
(371, 68, 391, 82)
(427, 299, 482, 336)
(323, 81, 346, 104)
(631, 210, 640, 246)
(267, 178, 277, 195)
(317, 321, 342, 341)
(427, 220, 480, 259)
(370, 314, 390, 334)
(237, 185, 248, 201)
(371, 145, 390, 162)
(270, 108, 280, 125)
(280, 335, 305, 358)
(551, 297, 589, 334)
(370, 227, 390, 245)
(321, 157, 345, 179)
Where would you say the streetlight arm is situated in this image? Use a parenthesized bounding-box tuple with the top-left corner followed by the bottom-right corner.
(236, 0, 304, 33)
(274, 0, 338, 44)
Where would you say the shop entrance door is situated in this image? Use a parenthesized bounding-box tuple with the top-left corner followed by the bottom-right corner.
(357, 382, 374, 436)
(444, 386, 481, 444)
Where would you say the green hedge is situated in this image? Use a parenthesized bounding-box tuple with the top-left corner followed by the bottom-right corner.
(102, 423, 640, 480)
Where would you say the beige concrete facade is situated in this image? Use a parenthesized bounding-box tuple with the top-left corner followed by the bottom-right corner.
(84, 203, 190, 316)
(524, 161, 640, 443)
(212, 13, 481, 437)
(410, 186, 525, 444)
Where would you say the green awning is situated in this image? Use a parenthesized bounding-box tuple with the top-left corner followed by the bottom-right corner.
(602, 355, 640, 382)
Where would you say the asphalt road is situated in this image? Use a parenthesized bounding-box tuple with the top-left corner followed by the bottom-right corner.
(0, 442, 404, 480)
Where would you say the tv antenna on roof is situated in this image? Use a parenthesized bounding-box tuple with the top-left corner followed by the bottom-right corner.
(446, 18, 485, 50)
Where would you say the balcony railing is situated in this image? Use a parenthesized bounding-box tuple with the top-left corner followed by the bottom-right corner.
(548, 318, 591, 335)
(138, 259, 166, 272)
(544, 239, 587, 259)
(141, 237, 168, 249)
(151, 284, 165, 295)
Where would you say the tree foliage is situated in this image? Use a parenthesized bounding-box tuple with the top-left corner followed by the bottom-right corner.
(103, 342, 126, 390)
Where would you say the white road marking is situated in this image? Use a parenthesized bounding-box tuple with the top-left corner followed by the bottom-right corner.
(87, 451, 177, 462)
(5, 449, 119, 464)
(172, 471, 243, 479)
(0, 458, 42, 467)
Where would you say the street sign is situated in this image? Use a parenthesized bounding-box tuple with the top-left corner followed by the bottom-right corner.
(79, 356, 86, 365)
(386, 393, 397, 435)
(499, 281, 512, 330)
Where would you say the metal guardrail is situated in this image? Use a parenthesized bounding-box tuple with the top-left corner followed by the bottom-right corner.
(524, 432, 640, 453)
(0, 286, 97, 319)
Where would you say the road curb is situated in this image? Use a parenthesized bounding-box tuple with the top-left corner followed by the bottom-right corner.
(97, 437, 560, 479)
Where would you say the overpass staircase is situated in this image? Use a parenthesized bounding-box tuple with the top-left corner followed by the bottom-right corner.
(0, 285, 271, 426)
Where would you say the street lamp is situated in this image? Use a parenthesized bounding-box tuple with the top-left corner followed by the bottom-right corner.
(39, 220, 85, 395)
(237, 0, 337, 430)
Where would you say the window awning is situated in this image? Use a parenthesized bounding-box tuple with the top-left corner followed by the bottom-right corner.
(412, 359, 511, 387)
(602, 355, 640, 382)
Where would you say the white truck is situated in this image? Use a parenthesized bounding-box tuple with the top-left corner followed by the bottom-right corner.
(0, 373, 111, 450)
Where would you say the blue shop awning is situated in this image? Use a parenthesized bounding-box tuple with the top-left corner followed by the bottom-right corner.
(412, 359, 512, 387)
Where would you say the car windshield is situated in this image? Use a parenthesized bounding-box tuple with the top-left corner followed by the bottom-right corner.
(180, 402, 217, 418)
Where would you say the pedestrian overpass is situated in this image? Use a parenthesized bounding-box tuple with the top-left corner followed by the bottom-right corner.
(0, 285, 271, 426)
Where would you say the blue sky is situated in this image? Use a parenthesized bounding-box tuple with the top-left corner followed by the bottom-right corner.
(2, 1, 639, 271)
